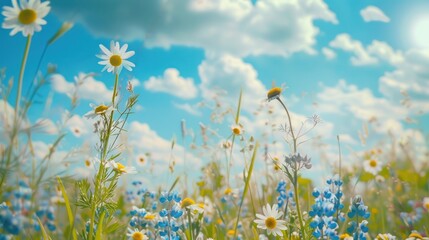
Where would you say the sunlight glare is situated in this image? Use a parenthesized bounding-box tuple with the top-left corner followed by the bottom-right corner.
(412, 17, 429, 48)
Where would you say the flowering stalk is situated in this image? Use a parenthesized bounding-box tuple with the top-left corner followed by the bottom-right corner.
(88, 73, 119, 240)
(276, 97, 306, 239)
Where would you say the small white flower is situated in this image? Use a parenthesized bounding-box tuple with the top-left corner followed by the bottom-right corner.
(254, 204, 287, 237)
(2, 0, 51, 36)
(126, 228, 148, 240)
(108, 160, 137, 174)
(97, 41, 135, 74)
(84, 103, 114, 119)
(363, 158, 382, 175)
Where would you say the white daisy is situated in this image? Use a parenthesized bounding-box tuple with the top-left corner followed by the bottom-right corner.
(97, 41, 135, 74)
(84, 103, 115, 119)
(231, 124, 243, 135)
(363, 158, 382, 175)
(254, 204, 287, 237)
(126, 228, 148, 240)
(2, 0, 51, 36)
(423, 197, 429, 211)
(108, 160, 137, 174)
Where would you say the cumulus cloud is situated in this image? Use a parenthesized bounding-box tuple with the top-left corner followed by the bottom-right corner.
(198, 53, 267, 112)
(50, 73, 112, 103)
(316, 80, 407, 135)
(144, 68, 197, 99)
(127, 121, 201, 170)
(51, 0, 337, 57)
(329, 34, 377, 65)
(322, 47, 336, 60)
(379, 49, 429, 112)
(173, 102, 202, 116)
(329, 34, 403, 66)
(360, 6, 390, 23)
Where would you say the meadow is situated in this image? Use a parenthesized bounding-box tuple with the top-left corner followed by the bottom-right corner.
(1, 0, 429, 239)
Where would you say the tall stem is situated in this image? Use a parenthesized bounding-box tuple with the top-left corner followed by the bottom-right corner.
(277, 97, 305, 238)
(15, 35, 32, 123)
(0, 35, 32, 194)
(88, 73, 119, 240)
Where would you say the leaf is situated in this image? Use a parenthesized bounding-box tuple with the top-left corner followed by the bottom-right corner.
(36, 217, 52, 240)
(57, 176, 77, 240)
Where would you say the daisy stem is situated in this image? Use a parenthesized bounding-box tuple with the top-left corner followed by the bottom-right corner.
(0, 35, 32, 194)
(15, 35, 32, 124)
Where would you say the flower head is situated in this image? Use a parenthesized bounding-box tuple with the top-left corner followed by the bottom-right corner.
(267, 87, 282, 102)
(108, 160, 137, 174)
(2, 0, 51, 36)
(84, 103, 114, 119)
(181, 197, 195, 209)
(254, 203, 287, 236)
(363, 158, 382, 175)
(127, 228, 148, 240)
(97, 41, 135, 74)
(231, 124, 243, 135)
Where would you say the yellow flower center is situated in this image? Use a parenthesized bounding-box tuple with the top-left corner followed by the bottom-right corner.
(109, 54, 122, 67)
(340, 234, 351, 239)
(265, 216, 277, 229)
(232, 127, 241, 135)
(224, 187, 233, 195)
(116, 163, 126, 172)
(18, 9, 37, 25)
(94, 105, 109, 114)
(267, 87, 282, 100)
(181, 197, 195, 208)
(424, 202, 429, 209)
(226, 229, 236, 236)
(369, 159, 377, 167)
(409, 232, 423, 238)
(144, 214, 155, 220)
(139, 157, 145, 163)
(132, 232, 145, 240)
(85, 159, 91, 167)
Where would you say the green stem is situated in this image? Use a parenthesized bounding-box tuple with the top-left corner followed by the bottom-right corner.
(293, 175, 306, 239)
(277, 97, 305, 238)
(88, 73, 119, 240)
(0, 35, 32, 194)
(187, 209, 194, 240)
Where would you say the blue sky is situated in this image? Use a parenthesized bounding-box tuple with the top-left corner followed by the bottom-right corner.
(1, 0, 429, 185)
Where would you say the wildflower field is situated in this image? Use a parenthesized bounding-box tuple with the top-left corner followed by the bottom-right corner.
(1, 0, 429, 239)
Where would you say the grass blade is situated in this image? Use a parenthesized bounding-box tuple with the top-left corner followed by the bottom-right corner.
(36, 216, 52, 240)
(233, 142, 258, 238)
(57, 176, 77, 240)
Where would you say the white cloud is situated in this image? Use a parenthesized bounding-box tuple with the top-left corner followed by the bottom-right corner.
(329, 34, 377, 65)
(127, 121, 201, 169)
(52, 0, 337, 57)
(329, 34, 403, 66)
(50, 73, 112, 103)
(174, 102, 202, 116)
(316, 80, 407, 135)
(66, 114, 91, 137)
(322, 47, 336, 60)
(144, 68, 197, 99)
(379, 49, 429, 112)
(360, 6, 390, 23)
(198, 53, 267, 112)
